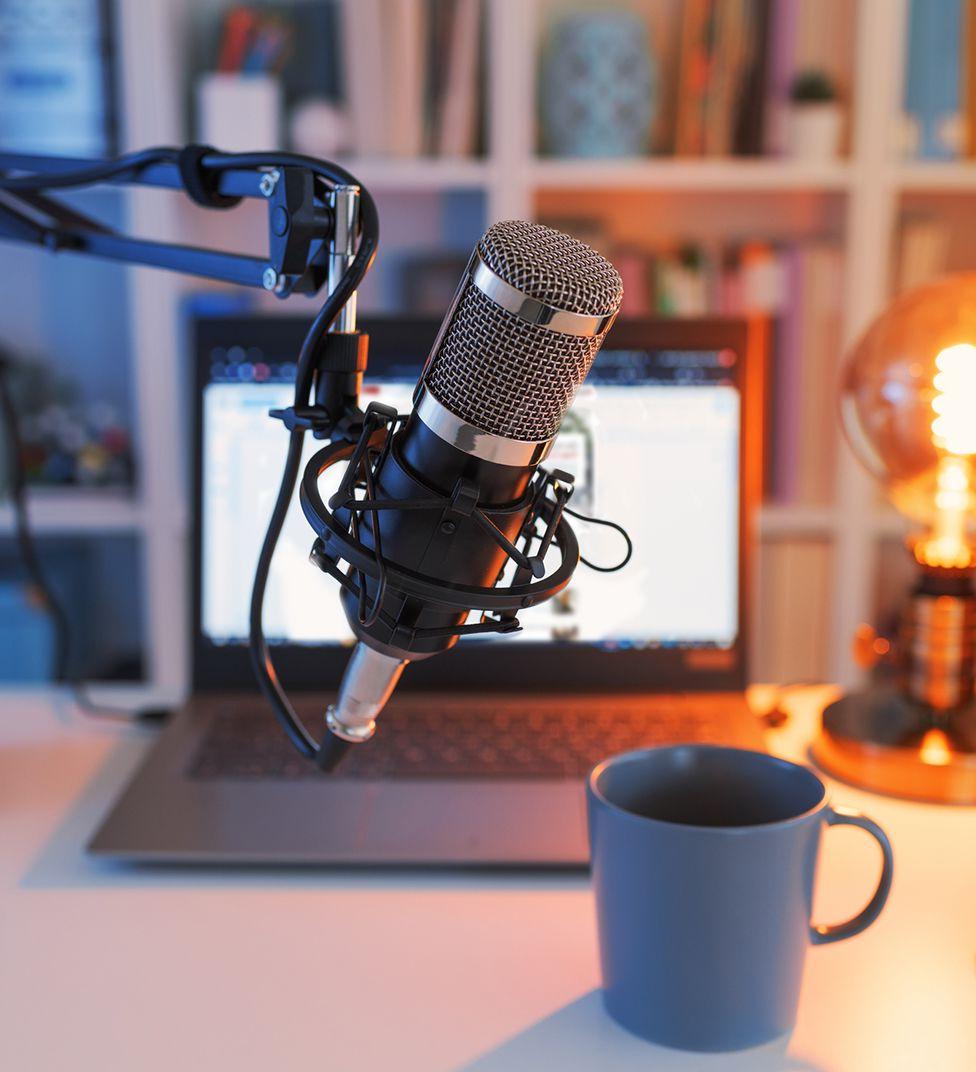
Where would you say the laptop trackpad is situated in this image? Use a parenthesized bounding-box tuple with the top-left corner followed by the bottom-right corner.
(342, 780, 589, 866)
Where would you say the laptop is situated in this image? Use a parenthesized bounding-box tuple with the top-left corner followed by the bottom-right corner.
(89, 314, 765, 866)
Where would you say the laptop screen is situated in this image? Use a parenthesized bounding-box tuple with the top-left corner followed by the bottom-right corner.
(199, 330, 741, 655)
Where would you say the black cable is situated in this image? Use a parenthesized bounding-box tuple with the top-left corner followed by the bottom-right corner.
(354, 445, 390, 629)
(237, 156, 379, 765)
(247, 263, 376, 763)
(0, 148, 381, 763)
(564, 506, 633, 573)
(0, 147, 179, 190)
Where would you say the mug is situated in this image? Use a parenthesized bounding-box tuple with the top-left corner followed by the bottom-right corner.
(587, 745, 893, 1052)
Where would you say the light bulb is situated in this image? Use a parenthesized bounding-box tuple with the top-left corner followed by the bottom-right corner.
(840, 274, 976, 570)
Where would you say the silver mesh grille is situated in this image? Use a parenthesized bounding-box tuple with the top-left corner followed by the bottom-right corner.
(423, 221, 622, 442)
(478, 220, 623, 316)
(425, 282, 607, 441)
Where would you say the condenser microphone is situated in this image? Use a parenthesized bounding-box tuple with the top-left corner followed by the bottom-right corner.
(307, 220, 623, 749)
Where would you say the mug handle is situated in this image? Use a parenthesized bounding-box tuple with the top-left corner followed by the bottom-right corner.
(810, 805, 894, 946)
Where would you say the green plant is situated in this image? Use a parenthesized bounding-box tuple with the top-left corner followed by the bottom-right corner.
(789, 70, 837, 104)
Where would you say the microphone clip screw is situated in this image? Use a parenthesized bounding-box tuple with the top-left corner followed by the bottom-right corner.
(259, 169, 280, 198)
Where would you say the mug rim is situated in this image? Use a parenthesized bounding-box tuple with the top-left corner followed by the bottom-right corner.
(587, 744, 828, 835)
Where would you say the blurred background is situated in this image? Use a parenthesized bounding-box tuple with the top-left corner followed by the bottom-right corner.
(0, 0, 970, 703)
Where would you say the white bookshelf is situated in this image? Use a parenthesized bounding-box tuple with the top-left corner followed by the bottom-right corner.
(528, 158, 854, 191)
(895, 162, 976, 190)
(0, 489, 143, 534)
(8, 0, 971, 700)
(334, 157, 494, 191)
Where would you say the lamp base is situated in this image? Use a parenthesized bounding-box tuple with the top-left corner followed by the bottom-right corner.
(813, 688, 976, 804)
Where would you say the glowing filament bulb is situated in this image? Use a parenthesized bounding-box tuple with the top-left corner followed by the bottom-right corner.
(931, 343, 976, 455)
(914, 343, 976, 568)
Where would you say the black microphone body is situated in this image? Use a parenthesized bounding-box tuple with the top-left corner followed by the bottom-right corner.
(322, 220, 623, 745)
(338, 413, 534, 659)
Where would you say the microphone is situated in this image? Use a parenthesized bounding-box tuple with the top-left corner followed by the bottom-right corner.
(304, 220, 623, 749)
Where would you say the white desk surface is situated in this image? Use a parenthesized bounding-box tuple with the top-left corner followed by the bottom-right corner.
(1, 686, 974, 1072)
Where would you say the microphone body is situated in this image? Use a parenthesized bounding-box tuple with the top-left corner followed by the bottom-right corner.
(325, 221, 623, 744)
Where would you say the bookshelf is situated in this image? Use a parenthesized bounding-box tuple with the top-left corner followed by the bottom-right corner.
(527, 159, 853, 191)
(896, 162, 976, 190)
(3, 0, 973, 702)
(0, 489, 142, 535)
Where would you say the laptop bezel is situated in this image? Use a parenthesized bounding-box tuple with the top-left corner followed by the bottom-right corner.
(189, 313, 759, 694)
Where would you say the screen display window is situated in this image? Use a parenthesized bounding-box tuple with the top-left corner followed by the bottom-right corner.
(201, 346, 740, 651)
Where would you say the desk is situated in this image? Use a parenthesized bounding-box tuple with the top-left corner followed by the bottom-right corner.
(1, 687, 974, 1072)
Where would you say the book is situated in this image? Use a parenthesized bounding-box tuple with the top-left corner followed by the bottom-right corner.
(340, 0, 388, 155)
(675, 0, 712, 155)
(425, 0, 454, 155)
(436, 0, 481, 157)
(615, 248, 654, 317)
(967, 0, 976, 156)
(896, 215, 951, 293)
(903, 0, 963, 160)
(703, 0, 754, 157)
(286, 2, 343, 102)
(762, 0, 798, 156)
(772, 245, 804, 501)
(645, 0, 686, 154)
(734, 0, 771, 155)
(673, 0, 760, 157)
(755, 538, 831, 682)
(795, 243, 842, 505)
(386, 0, 427, 157)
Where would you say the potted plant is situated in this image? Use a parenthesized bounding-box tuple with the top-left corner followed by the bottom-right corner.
(787, 70, 844, 161)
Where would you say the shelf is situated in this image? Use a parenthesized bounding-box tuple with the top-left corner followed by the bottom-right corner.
(758, 505, 910, 541)
(334, 156, 493, 191)
(895, 162, 976, 191)
(0, 489, 143, 536)
(529, 158, 853, 192)
(759, 504, 838, 539)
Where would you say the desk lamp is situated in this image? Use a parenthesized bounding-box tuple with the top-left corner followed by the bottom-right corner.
(814, 273, 976, 802)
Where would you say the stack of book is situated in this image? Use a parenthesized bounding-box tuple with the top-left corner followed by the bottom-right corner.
(623, 0, 853, 157)
(342, 0, 483, 158)
(754, 537, 832, 683)
(559, 230, 843, 507)
(896, 214, 952, 293)
(902, 0, 976, 160)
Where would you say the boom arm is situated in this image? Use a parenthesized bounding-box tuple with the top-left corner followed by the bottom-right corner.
(0, 145, 379, 770)
(0, 148, 341, 296)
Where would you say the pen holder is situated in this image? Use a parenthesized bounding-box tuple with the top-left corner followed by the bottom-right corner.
(196, 72, 281, 152)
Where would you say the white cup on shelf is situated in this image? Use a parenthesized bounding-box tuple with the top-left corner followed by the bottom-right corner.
(786, 103, 844, 162)
(196, 72, 281, 152)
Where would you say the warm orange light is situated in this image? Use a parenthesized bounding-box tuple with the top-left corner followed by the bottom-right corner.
(841, 281, 976, 572)
(919, 727, 953, 766)
(931, 344, 976, 455)
(913, 344, 976, 569)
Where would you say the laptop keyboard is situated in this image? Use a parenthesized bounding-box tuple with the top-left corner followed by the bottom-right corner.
(188, 693, 754, 781)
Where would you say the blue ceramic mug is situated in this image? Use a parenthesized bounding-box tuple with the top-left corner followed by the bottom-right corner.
(587, 745, 893, 1052)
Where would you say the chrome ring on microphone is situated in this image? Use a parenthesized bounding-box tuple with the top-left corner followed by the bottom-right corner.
(415, 389, 554, 467)
(470, 253, 617, 338)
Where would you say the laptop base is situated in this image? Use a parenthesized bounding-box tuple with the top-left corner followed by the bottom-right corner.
(89, 691, 764, 867)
